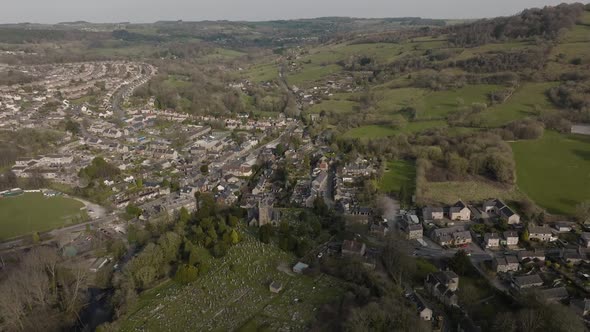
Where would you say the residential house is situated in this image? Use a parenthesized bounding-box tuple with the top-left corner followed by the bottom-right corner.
(452, 230, 472, 246)
(42, 154, 73, 166)
(414, 294, 433, 321)
(437, 233, 453, 247)
(554, 222, 572, 233)
(425, 271, 460, 306)
(342, 239, 366, 257)
(493, 255, 519, 273)
(528, 226, 555, 242)
(448, 201, 470, 221)
(404, 213, 420, 225)
(561, 248, 585, 265)
(342, 158, 373, 177)
(517, 250, 546, 263)
(318, 156, 329, 171)
(423, 206, 444, 221)
(370, 223, 389, 238)
(431, 226, 471, 247)
(540, 287, 569, 302)
(512, 274, 543, 290)
(482, 199, 521, 224)
(312, 171, 328, 192)
(239, 163, 253, 177)
(503, 231, 519, 247)
(484, 233, 500, 248)
(405, 224, 424, 240)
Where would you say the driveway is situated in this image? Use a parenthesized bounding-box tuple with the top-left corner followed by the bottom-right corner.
(69, 196, 107, 219)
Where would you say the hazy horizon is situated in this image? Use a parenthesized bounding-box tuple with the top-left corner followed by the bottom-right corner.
(0, 0, 583, 24)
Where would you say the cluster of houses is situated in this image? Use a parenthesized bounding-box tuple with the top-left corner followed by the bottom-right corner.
(334, 157, 377, 223)
(11, 154, 76, 182)
(102, 63, 155, 112)
(423, 199, 520, 225)
(0, 61, 154, 131)
(425, 270, 460, 306)
(4, 67, 307, 214)
(399, 199, 523, 248)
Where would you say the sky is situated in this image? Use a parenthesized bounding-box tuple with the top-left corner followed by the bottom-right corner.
(0, 0, 582, 24)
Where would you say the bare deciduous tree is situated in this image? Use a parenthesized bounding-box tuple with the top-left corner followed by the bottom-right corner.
(60, 266, 89, 315)
(0, 276, 27, 330)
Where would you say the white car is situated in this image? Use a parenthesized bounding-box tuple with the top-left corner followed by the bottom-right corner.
(317, 252, 323, 258)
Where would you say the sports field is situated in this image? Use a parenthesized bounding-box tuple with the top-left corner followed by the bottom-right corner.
(511, 131, 590, 215)
(0, 193, 86, 240)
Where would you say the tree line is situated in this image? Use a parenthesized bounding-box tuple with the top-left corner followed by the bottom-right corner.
(0, 246, 89, 331)
(106, 193, 242, 322)
(447, 3, 586, 46)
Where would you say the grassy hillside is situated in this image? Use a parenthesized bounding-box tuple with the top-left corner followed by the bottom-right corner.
(477, 82, 558, 127)
(264, 6, 590, 216)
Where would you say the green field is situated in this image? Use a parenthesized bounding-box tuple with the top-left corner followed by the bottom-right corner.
(287, 64, 342, 87)
(453, 41, 533, 60)
(0, 193, 86, 240)
(477, 82, 557, 127)
(244, 63, 279, 82)
(421, 180, 525, 205)
(562, 11, 590, 43)
(416, 84, 500, 119)
(379, 160, 416, 193)
(551, 12, 590, 64)
(344, 125, 396, 139)
(201, 48, 246, 61)
(308, 97, 358, 114)
(376, 87, 427, 113)
(120, 235, 346, 331)
(163, 76, 192, 89)
(298, 43, 404, 67)
(344, 120, 447, 139)
(511, 131, 590, 215)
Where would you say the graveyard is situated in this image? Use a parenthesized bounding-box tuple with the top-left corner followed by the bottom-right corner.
(120, 234, 346, 331)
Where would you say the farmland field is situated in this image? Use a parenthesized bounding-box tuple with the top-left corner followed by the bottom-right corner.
(120, 235, 346, 332)
(0, 193, 86, 240)
(287, 64, 342, 87)
(511, 131, 590, 215)
(416, 84, 500, 119)
(344, 120, 447, 139)
(551, 11, 590, 63)
(453, 41, 533, 60)
(243, 63, 279, 82)
(477, 82, 557, 127)
(344, 125, 397, 139)
(421, 180, 526, 205)
(379, 160, 416, 194)
(308, 98, 358, 114)
(376, 87, 427, 112)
